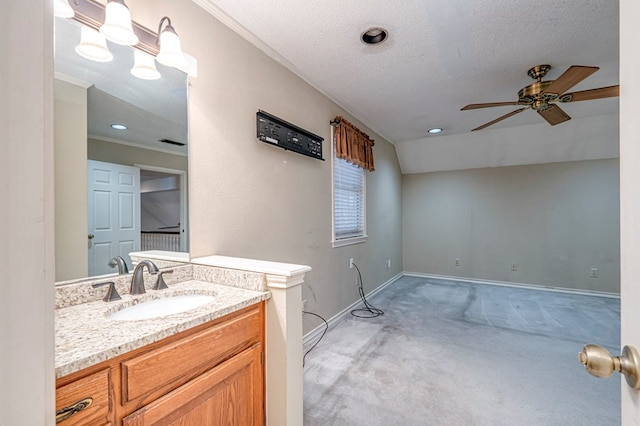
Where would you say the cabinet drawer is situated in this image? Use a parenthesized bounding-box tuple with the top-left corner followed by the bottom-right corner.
(122, 345, 263, 426)
(56, 368, 112, 426)
(122, 307, 261, 403)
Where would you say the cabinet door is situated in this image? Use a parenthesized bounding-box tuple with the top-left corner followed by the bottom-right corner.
(122, 344, 264, 426)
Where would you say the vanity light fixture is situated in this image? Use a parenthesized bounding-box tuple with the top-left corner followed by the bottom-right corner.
(100, 0, 139, 46)
(64, 0, 195, 77)
(54, 0, 75, 18)
(131, 50, 161, 80)
(75, 26, 114, 62)
(156, 17, 187, 68)
(428, 128, 443, 134)
(111, 124, 128, 130)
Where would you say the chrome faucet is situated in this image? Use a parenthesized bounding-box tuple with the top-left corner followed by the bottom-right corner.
(130, 260, 159, 295)
(108, 256, 129, 275)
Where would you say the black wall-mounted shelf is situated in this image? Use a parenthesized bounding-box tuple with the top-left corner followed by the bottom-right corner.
(256, 110, 324, 161)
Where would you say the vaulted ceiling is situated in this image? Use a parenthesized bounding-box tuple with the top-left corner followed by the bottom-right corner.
(197, 0, 620, 173)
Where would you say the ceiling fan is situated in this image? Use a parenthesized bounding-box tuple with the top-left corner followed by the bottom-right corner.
(461, 64, 619, 131)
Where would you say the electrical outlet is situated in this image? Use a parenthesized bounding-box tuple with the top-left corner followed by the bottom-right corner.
(590, 268, 598, 278)
(455, 258, 460, 267)
(349, 258, 354, 269)
(386, 259, 391, 269)
(302, 299, 308, 310)
(511, 264, 518, 272)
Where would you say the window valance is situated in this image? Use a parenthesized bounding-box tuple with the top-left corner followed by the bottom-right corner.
(331, 116, 375, 171)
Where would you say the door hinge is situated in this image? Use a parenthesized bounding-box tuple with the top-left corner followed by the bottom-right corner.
(260, 351, 263, 365)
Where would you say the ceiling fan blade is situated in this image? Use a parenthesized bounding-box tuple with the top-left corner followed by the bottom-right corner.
(538, 104, 571, 126)
(471, 107, 528, 131)
(560, 85, 619, 103)
(461, 101, 520, 111)
(542, 65, 599, 96)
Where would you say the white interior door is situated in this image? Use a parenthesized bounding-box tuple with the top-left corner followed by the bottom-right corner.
(87, 160, 140, 276)
(621, 0, 639, 423)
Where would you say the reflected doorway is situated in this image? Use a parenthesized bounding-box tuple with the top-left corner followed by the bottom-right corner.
(138, 165, 188, 253)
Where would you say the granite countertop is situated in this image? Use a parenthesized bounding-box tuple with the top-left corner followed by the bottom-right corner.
(55, 280, 270, 379)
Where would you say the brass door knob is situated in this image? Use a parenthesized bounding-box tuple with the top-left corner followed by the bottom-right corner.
(579, 344, 640, 390)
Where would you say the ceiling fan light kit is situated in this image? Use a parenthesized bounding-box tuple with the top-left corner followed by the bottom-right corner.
(461, 64, 620, 131)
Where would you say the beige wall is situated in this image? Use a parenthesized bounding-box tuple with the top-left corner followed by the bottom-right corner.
(129, 0, 403, 327)
(1, 0, 55, 424)
(403, 159, 620, 293)
(55, 79, 88, 281)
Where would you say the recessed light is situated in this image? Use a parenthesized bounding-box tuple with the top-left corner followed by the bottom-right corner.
(361, 27, 388, 45)
(111, 124, 128, 130)
(428, 128, 443, 134)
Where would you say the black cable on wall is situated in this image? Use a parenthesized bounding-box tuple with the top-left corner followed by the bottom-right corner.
(350, 262, 384, 318)
(302, 311, 328, 367)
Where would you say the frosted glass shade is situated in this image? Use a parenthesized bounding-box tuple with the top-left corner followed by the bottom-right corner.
(75, 26, 113, 62)
(156, 28, 187, 68)
(100, 1, 138, 46)
(131, 50, 161, 80)
(54, 0, 74, 18)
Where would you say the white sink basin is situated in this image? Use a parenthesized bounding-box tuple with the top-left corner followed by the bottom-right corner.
(108, 295, 215, 321)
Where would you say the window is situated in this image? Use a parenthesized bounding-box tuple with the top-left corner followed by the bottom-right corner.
(332, 135, 367, 247)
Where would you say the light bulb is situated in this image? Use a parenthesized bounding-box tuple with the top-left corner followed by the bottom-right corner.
(100, 0, 138, 46)
(131, 50, 161, 80)
(156, 20, 187, 68)
(75, 26, 113, 62)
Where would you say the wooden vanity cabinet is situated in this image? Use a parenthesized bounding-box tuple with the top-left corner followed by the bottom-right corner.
(56, 303, 265, 426)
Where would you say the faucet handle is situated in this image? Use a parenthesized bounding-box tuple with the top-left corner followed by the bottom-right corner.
(153, 270, 174, 290)
(92, 281, 122, 302)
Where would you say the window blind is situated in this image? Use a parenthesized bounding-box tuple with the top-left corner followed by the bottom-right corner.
(333, 154, 365, 239)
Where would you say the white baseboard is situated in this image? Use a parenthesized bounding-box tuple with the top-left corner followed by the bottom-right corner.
(403, 271, 620, 299)
(303, 272, 403, 348)
(303, 271, 619, 349)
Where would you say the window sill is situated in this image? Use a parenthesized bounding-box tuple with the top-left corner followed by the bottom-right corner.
(331, 235, 367, 248)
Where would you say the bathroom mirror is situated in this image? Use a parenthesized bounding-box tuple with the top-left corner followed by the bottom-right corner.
(54, 17, 189, 284)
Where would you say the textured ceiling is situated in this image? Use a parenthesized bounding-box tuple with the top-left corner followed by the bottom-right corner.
(198, 0, 620, 172)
